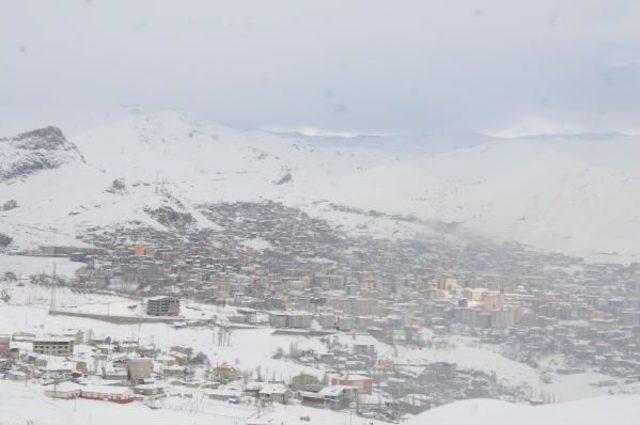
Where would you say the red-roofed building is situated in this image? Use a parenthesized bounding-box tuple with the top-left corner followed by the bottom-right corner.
(330, 374, 373, 395)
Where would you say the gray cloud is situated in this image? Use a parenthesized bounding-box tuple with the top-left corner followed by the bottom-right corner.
(1, 0, 639, 135)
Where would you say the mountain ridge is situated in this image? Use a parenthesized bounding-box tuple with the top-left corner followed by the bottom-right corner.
(1, 111, 639, 262)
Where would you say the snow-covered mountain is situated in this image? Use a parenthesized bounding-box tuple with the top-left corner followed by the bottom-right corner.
(1, 111, 639, 262)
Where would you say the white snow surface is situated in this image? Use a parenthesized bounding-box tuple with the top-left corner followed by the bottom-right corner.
(0, 254, 82, 278)
(407, 395, 640, 425)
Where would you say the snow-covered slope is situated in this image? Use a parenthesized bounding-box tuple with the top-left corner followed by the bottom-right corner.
(2, 111, 639, 261)
(322, 134, 640, 261)
(407, 395, 640, 425)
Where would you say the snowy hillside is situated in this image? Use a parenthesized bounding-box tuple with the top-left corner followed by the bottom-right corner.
(323, 133, 640, 262)
(1, 111, 639, 261)
(406, 395, 640, 425)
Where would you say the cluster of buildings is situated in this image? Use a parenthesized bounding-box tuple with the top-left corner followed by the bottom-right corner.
(280, 333, 522, 418)
(9, 200, 640, 420)
(0, 326, 515, 422)
(0, 327, 422, 421)
(73, 202, 640, 376)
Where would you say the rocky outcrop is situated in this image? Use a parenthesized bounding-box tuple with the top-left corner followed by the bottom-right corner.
(145, 205, 194, 233)
(274, 172, 292, 185)
(0, 126, 85, 180)
(0, 232, 12, 248)
(106, 178, 127, 194)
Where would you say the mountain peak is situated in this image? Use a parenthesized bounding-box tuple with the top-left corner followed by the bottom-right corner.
(0, 126, 85, 181)
(9, 126, 67, 149)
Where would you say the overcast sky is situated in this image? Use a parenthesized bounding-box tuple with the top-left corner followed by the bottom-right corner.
(1, 0, 639, 136)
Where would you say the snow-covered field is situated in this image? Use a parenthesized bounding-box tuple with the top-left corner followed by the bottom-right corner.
(0, 254, 82, 278)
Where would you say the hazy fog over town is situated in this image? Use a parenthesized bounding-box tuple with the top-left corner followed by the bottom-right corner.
(1, 1, 639, 424)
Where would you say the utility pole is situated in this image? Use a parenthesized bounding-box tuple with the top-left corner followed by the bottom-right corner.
(50, 262, 57, 312)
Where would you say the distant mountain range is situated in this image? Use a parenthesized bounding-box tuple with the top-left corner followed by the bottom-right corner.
(1, 111, 639, 262)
